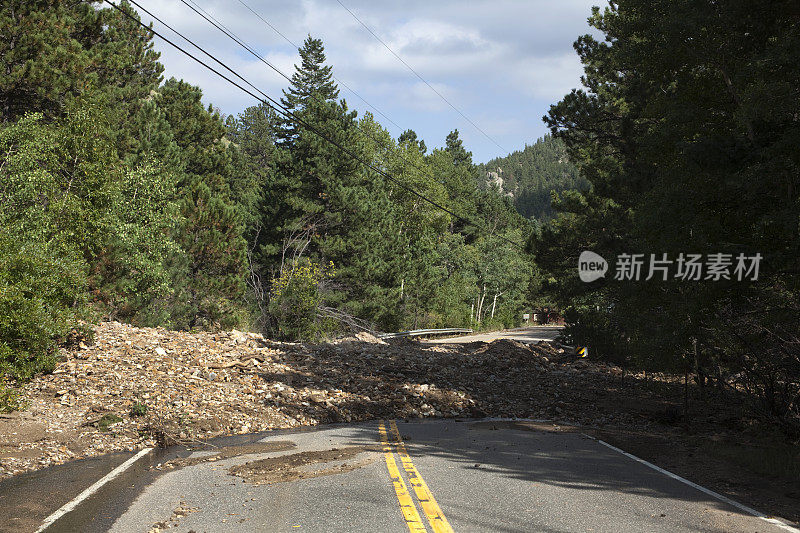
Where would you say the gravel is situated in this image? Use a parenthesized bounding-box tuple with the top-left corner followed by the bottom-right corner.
(0, 321, 651, 479)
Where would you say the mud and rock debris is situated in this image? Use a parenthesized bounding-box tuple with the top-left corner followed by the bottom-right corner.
(0, 321, 655, 480)
(147, 501, 199, 532)
(228, 446, 379, 485)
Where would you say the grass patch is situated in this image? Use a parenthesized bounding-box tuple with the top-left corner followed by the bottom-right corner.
(98, 413, 122, 431)
(129, 402, 147, 417)
(0, 379, 26, 413)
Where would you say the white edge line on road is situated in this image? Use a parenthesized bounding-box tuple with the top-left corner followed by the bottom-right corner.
(36, 447, 153, 532)
(583, 434, 799, 533)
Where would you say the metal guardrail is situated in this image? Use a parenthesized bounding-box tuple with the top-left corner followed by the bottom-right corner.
(378, 328, 473, 339)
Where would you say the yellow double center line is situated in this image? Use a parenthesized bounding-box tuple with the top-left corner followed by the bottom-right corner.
(379, 420, 454, 533)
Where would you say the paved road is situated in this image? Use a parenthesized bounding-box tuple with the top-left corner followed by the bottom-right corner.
(426, 326, 563, 345)
(19, 419, 796, 533)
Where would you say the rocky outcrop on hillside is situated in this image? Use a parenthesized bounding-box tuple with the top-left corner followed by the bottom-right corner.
(486, 168, 514, 197)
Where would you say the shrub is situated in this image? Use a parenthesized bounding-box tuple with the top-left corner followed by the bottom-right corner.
(98, 413, 123, 431)
(0, 379, 26, 413)
(0, 233, 86, 380)
(129, 402, 148, 417)
(0, 113, 90, 381)
(268, 258, 334, 340)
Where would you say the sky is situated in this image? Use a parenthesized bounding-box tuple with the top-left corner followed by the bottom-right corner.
(132, 0, 604, 163)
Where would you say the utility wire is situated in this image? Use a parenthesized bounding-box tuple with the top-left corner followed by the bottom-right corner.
(181, 0, 422, 191)
(181, 0, 524, 249)
(105, 0, 523, 248)
(186, 0, 405, 134)
(180, 0, 292, 84)
(334, 0, 508, 154)
(179, 0, 520, 246)
(179, 2, 433, 184)
(178, 1, 437, 203)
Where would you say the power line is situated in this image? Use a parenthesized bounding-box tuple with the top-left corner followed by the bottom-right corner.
(105, 0, 523, 248)
(171, 1, 523, 248)
(180, 0, 519, 241)
(180, 0, 292, 84)
(177, 1, 523, 249)
(178, 1, 423, 190)
(334, 0, 508, 154)
(187, 0, 406, 134)
(179, 1, 438, 187)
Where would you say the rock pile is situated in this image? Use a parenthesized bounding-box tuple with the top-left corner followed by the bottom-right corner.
(0, 322, 644, 479)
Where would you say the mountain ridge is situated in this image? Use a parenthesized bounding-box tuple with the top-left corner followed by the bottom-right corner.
(478, 134, 588, 220)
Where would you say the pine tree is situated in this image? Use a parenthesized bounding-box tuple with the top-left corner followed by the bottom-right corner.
(398, 129, 426, 154)
(95, 0, 165, 157)
(445, 129, 472, 168)
(226, 103, 276, 245)
(277, 35, 339, 147)
(537, 0, 800, 429)
(0, 0, 100, 120)
(158, 78, 248, 329)
(0, 1, 163, 131)
(125, 97, 182, 170)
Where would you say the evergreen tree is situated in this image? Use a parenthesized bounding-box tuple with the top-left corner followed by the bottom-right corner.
(0, 0, 100, 120)
(95, 1, 165, 156)
(125, 96, 182, 170)
(445, 129, 473, 168)
(0, 0, 162, 131)
(536, 0, 800, 427)
(226, 103, 277, 248)
(398, 129, 426, 154)
(158, 78, 248, 329)
(277, 35, 339, 147)
(262, 36, 344, 277)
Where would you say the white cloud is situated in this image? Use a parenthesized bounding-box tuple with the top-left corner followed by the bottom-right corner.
(405, 81, 457, 112)
(512, 52, 585, 101)
(133, 0, 603, 161)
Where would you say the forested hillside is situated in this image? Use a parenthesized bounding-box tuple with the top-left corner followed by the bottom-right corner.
(0, 1, 534, 388)
(478, 135, 587, 220)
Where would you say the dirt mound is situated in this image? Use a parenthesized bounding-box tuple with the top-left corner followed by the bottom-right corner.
(2, 320, 625, 479)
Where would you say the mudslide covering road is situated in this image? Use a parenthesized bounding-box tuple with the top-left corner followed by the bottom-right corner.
(17, 419, 798, 533)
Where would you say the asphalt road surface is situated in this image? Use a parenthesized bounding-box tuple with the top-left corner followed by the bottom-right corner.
(12, 419, 797, 533)
(426, 326, 563, 345)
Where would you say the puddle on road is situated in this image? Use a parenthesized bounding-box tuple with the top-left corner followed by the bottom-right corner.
(162, 441, 297, 469)
(228, 446, 380, 485)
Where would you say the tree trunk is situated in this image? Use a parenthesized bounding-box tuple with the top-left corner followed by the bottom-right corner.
(693, 338, 705, 399)
(719, 66, 756, 145)
(490, 291, 503, 319)
(476, 284, 486, 323)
